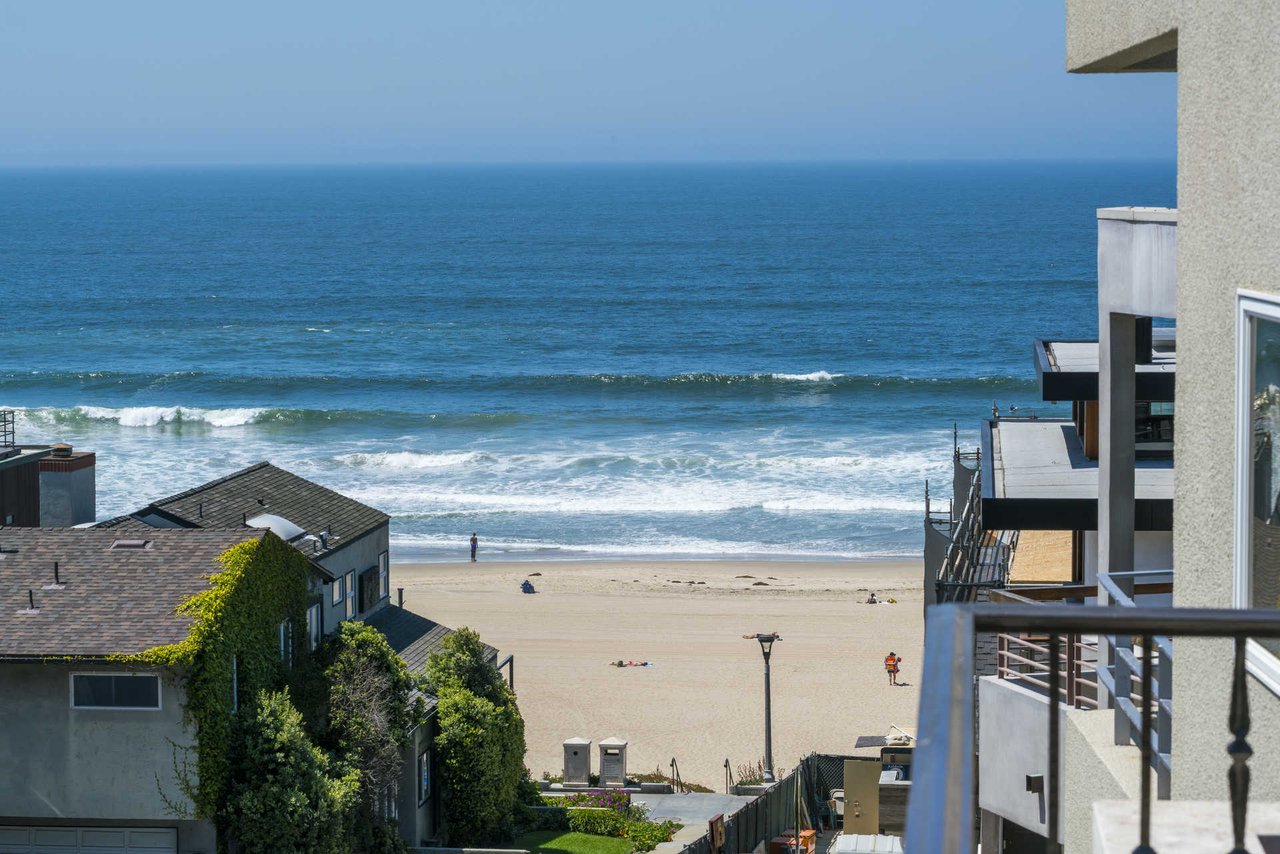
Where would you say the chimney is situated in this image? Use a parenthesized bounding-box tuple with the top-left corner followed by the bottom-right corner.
(397, 587, 404, 607)
(50, 443, 73, 458)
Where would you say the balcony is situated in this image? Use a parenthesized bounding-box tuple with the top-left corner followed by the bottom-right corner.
(981, 418, 1172, 532)
(904, 601, 1280, 853)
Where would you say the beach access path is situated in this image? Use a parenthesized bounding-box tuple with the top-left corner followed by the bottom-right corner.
(395, 559, 923, 791)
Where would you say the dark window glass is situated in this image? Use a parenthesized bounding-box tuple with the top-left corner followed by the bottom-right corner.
(1250, 316, 1280, 658)
(73, 674, 160, 708)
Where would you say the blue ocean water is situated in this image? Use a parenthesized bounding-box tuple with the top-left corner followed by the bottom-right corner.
(0, 162, 1175, 560)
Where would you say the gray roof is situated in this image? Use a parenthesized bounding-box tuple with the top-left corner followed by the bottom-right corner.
(362, 604, 496, 675)
(97, 462, 389, 560)
(0, 528, 265, 659)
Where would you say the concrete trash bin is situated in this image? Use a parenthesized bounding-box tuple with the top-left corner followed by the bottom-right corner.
(598, 737, 628, 788)
(563, 737, 591, 786)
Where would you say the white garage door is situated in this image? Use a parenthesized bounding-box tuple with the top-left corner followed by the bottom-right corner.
(0, 826, 177, 854)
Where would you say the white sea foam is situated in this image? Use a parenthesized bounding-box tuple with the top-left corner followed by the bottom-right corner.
(335, 450, 486, 470)
(770, 371, 843, 382)
(387, 532, 914, 561)
(71, 405, 267, 427)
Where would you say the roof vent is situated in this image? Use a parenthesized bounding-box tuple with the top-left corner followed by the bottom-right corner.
(17, 588, 38, 615)
(42, 561, 65, 591)
(110, 539, 153, 550)
(50, 442, 73, 458)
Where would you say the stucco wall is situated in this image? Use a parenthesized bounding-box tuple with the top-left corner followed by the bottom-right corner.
(0, 662, 196, 820)
(977, 678, 1061, 838)
(1170, 0, 1280, 801)
(39, 466, 96, 527)
(1065, 0, 1177, 73)
(1062, 709, 1137, 854)
(398, 717, 439, 846)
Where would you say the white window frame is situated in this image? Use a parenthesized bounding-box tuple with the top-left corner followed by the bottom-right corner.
(307, 603, 322, 650)
(69, 671, 162, 711)
(379, 551, 389, 600)
(345, 570, 356, 619)
(331, 576, 344, 606)
(1233, 289, 1280, 697)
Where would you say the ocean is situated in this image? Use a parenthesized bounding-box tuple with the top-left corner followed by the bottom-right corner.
(0, 162, 1175, 561)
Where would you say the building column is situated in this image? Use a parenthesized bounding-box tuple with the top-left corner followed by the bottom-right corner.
(1098, 311, 1137, 735)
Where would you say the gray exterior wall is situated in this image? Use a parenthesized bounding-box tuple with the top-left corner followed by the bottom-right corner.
(317, 521, 391, 635)
(39, 466, 96, 527)
(1066, 0, 1280, 804)
(397, 716, 440, 846)
(0, 661, 214, 852)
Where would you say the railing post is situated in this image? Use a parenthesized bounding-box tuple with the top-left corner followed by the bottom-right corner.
(1134, 634, 1155, 854)
(905, 605, 976, 854)
(1066, 634, 1078, 709)
(1047, 634, 1062, 853)
(1156, 636, 1172, 799)
(1227, 637, 1252, 854)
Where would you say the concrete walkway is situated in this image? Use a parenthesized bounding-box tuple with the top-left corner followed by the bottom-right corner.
(638, 793, 753, 853)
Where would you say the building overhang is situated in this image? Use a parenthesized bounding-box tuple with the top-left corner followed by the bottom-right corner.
(1033, 335, 1175, 402)
(980, 418, 1172, 531)
(1066, 0, 1177, 73)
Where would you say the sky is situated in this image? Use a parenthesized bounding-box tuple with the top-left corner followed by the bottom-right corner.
(0, 1, 1177, 167)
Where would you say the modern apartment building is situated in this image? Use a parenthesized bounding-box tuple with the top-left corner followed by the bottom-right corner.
(909, 4, 1280, 851)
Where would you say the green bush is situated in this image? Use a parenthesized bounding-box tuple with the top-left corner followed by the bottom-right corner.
(221, 690, 359, 854)
(567, 808, 626, 837)
(429, 630, 527, 846)
(624, 820, 680, 853)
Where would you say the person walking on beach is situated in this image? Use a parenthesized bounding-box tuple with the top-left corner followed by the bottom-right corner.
(470, 532, 478, 563)
(884, 651, 902, 686)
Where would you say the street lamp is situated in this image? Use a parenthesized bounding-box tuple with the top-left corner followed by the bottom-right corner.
(744, 631, 781, 783)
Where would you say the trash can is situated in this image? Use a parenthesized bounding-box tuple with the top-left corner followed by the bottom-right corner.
(563, 738, 591, 786)
(598, 737, 628, 787)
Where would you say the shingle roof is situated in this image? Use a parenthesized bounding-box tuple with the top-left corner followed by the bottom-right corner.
(98, 462, 389, 560)
(0, 528, 265, 659)
(362, 604, 496, 675)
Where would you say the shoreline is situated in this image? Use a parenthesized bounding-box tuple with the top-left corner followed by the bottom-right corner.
(394, 558, 923, 788)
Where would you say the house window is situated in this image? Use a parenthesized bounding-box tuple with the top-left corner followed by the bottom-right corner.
(71, 673, 161, 710)
(332, 576, 344, 607)
(345, 571, 356, 619)
(379, 551, 390, 600)
(1235, 292, 1280, 696)
(358, 567, 379, 613)
(307, 603, 322, 650)
(417, 749, 430, 805)
(279, 621, 293, 666)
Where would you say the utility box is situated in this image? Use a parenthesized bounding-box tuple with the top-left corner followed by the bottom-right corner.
(598, 737, 628, 787)
(563, 738, 591, 787)
(843, 758, 881, 835)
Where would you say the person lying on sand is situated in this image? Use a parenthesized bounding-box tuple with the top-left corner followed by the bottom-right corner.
(611, 660, 652, 667)
(866, 592, 879, 604)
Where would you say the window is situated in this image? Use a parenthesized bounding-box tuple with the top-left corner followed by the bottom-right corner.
(71, 673, 161, 710)
(417, 749, 430, 804)
(1235, 291, 1280, 695)
(332, 576, 344, 606)
(279, 621, 293, 666)
(345, 571, 356, 619)
(358, 567, 379, 613)
(379, 551, 390, 600)
(307, 603, 322, 650)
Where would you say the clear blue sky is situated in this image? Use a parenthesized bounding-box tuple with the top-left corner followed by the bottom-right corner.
(0, 1, 1176, 166)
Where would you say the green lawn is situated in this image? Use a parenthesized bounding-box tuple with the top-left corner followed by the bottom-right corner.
(512, 830, 635, 854)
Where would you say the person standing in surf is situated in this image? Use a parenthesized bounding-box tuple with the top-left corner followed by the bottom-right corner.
(470, 532, 479, 563)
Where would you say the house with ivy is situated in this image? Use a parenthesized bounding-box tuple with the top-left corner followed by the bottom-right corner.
(0, 464, 497, 853)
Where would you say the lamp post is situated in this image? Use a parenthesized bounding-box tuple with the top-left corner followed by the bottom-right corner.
(745, 632, 781, 783)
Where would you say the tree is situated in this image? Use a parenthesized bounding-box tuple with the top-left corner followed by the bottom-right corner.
(427, 628, 526, 846)
(221, 690, 359, 854)
(321, 622, 425, 852)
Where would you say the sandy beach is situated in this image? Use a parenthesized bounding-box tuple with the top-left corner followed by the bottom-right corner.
(395, 559, 923, 790)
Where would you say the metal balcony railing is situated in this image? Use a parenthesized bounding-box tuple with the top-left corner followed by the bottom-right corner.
(905, 602, 1280, 854)
(0, 409, 13, 448)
